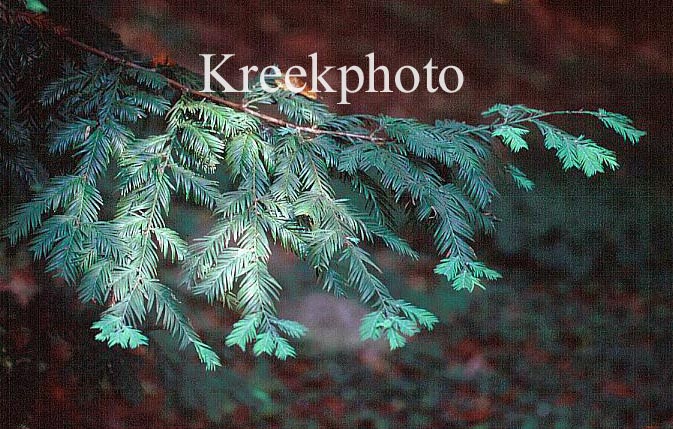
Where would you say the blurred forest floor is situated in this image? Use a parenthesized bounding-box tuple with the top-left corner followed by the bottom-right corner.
(2, 1, 673, 428)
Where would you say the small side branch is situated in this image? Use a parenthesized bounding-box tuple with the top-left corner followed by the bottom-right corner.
(0, 3, 388, 143)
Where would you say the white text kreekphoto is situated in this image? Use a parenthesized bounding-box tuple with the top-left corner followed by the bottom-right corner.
(200, 52, 464, 105)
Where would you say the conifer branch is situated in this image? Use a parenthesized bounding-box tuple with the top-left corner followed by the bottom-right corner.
(0, 0, 645, 366)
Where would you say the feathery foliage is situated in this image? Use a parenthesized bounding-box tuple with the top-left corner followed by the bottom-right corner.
(0, 3, 644, 368)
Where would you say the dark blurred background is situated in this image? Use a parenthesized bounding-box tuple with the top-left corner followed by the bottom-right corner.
(1, 1, 672, 428)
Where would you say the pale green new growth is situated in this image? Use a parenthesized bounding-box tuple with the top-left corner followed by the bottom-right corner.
(0, 8, 645, 369)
